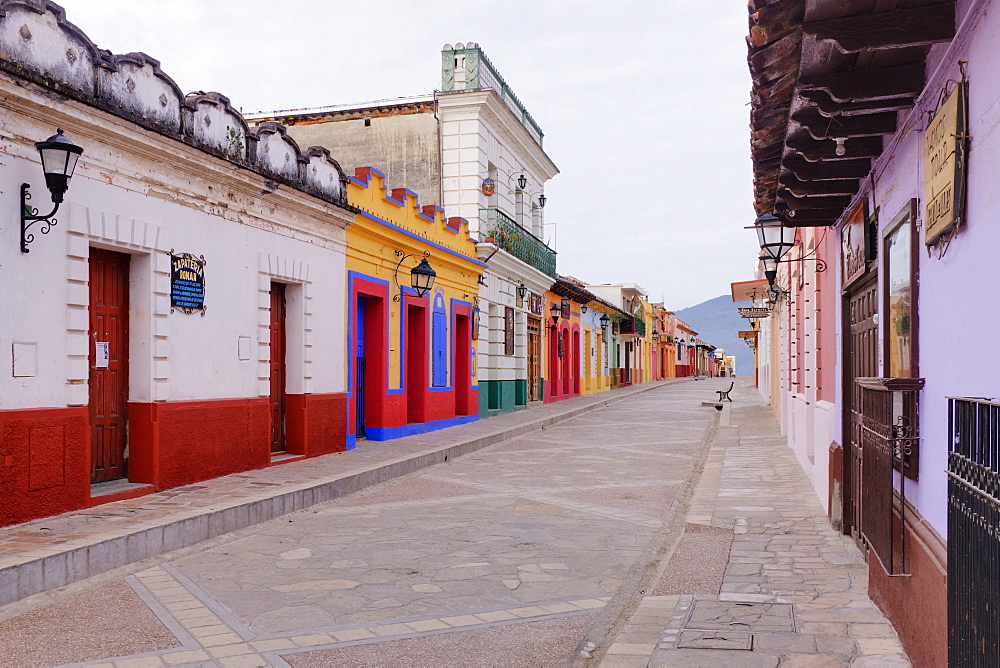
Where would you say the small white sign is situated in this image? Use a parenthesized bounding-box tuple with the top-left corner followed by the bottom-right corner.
(96, 342, 110, 368)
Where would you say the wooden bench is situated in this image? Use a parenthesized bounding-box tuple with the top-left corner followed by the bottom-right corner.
(716, 382, 734, 402)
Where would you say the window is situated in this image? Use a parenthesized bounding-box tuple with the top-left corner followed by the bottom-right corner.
(883, 200, 918, 378)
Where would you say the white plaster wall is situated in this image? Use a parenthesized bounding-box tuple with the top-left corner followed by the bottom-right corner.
(1, 104, 348, 412)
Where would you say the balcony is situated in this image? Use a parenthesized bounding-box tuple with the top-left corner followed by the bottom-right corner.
(616, 315, 647, 337)
(479, 208, 556, 278)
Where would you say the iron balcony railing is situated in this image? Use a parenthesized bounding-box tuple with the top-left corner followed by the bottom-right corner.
(948, 396, 1000, 666)
(853, 377, 924, 576)
(479, 208, 556, 278)
(617, 315, 647, 337)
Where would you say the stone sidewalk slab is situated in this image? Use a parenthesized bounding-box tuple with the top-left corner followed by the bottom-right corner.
(598, 379, 911, 667)
(0, 380, 687, 610)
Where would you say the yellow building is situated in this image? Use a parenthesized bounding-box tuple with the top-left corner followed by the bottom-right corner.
(346, 167, 484, 444)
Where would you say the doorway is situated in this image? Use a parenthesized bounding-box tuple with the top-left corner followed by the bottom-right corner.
(89, 248, 130, 483)
(843, 275, 878, 542)
(406, 304, 428, 424)
(269, 282, 287, 454)
(527, 317, 541, 401)
(454, 313, 472, 415)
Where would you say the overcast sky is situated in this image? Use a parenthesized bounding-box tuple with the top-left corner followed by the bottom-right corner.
(54, 0, 758, 310)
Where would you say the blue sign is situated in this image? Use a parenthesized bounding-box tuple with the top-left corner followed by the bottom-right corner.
(170, 253, 206, 314)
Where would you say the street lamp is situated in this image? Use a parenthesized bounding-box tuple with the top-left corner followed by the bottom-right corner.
(410, 258, 436, 297)
(392, 250, 436, 301)
(760, 255, 778, 285)
(517, 282, 528, 300)
(754, 213, 795, 262)
(21, 128, 84, 253)
(550, 302, 561, 327)
(599, 313, 610, 333)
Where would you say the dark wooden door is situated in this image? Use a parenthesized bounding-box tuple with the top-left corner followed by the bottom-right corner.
(89, 248, 130, 483)
(845, 276, 878, 541)
(527, 317, 541, 401)
(269, 282, 287, 453)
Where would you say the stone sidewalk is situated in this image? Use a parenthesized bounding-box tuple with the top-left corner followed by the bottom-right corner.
(0, 380, 678, 610)
(597, 382, 910, 666)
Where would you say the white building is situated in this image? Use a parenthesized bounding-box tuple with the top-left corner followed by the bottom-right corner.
(248, 43, 560, 417)
(0, 2, 352, 527)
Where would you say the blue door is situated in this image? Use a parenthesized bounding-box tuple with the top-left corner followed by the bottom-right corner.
(432, 295, 447, 387)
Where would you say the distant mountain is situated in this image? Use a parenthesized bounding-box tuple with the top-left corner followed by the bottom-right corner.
(673, 295, 753, 376)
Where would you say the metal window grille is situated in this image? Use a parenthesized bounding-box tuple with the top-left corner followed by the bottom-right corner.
(948, 396, 1000, 666)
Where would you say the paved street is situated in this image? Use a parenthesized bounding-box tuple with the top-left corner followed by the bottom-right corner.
(0, 379, 909, 667)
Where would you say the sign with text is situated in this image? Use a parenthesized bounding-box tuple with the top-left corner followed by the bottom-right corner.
(170, 253, 206, 314)
(528, 292, 543, 316)
(923, 82, 967, 245)
(841, 198, 870, 289)
(739, 307, 771, 319)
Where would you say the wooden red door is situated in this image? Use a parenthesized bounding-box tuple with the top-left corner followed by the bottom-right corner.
(269, 282, 287, 453)
(89, 248, 130, 483)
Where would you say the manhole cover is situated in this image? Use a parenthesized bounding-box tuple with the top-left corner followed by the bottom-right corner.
(686, 600, 794, 633)
(677, 630, 753, 650)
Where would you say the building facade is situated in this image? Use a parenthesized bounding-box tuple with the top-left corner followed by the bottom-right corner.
(345, 168, 482, 443)
(0, 1, 353, 526)
(746, 1, 1000, 663)
(248, 43, 560, 419)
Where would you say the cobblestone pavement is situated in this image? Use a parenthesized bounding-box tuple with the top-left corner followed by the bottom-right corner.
(0, 378, 910, 667)
(598, 381, 911, 667)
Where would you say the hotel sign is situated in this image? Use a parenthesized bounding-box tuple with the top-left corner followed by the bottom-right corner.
(739, 307, 771, 319)
(923, 82, 968, 245)
(841, 198, 870, 289)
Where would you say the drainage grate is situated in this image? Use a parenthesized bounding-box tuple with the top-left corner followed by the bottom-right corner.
(677, 629, 753, 650)
(685, 600, 795, 633)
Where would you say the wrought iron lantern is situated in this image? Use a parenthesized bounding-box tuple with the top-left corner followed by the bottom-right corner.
(410, 258, 436, 297)
(754, 213, 795, 262)
(760, 255, 778, 285)
(516, 173, 528, 190)
(517, 282, 528, 300)
(550, 302, 561, 326)
(21, 128, 84, 253)
(538, 193, 547, 208)
(392, 250, 436, 301)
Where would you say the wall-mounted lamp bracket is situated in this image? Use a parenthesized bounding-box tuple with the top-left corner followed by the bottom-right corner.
(392, 249, 435, 302)
(20, 183, 61, 253)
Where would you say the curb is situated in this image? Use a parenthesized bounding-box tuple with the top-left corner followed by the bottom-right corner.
(0, 379, 687, 609)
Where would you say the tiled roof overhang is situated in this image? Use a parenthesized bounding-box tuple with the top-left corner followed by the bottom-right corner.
(748, 0, 956, 226)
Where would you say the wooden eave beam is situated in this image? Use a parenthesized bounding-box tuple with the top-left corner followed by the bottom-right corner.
(803, 3, 955, 53)
(778, 207, 844, 226)
(791, 107, 897, 138)
(786, 134, 883, 161)
(800, 89, 916, 117)
(777, 191, 853, 210)
(779, 173, 859, 196)
(783, 155, 872, 180)
(799, 63, 925, 103)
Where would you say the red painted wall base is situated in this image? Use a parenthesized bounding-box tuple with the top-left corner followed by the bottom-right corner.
(868, 499, 947, 668)
(0, 407, 90, 527)
(1, 393, 348, 528)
